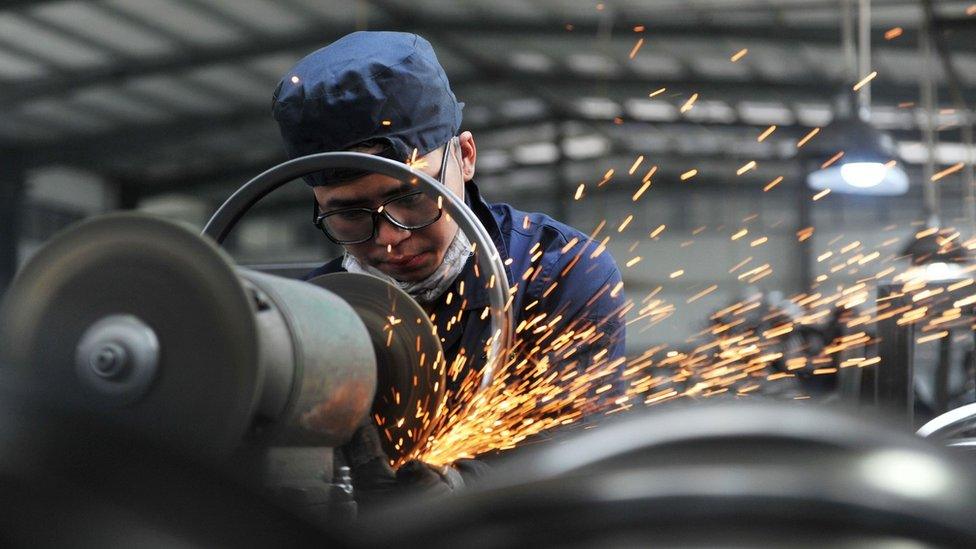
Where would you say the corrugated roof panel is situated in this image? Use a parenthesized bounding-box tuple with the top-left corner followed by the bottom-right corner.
(19, 99, 116, 132)
(629, 54, 686, 78)
(745, 43, 814, 80)
(478, 0, 547, 20)
(870, 3, 921, 25)
(683, 100, 738, 123)
(626, 98, 680, 122)
(104, 0, 243, 46)
(124, 74, 232, 113)
(246, 52, 303, 79)
(402, 0, 487, 19)
(950, 55, 976, 86)
(0, 13, 110, 68)
(870, 105, 915, 130)
(794, 102, 833, 127)
(283, 0, 385, 24)
(876, 49, 940, 84)
(738, 100, 796, 125)
(32, 1, 176, 58)
(191, 0, 308, 34)
(689, 56, 752, 80)
(498, 98, 548, 119)
(779, 8, 838, 25)
(799, 44, 848, 81)
(565, 53, 620, 76)
(509, 51, 555, 73)
(0, 116, 61, 140)
(70, 85, 171, 123)
(526, 0, 606, 22)
(183, 64, 270, 104)
(574, 97, 621, 119)
(0, 48, 49, 79)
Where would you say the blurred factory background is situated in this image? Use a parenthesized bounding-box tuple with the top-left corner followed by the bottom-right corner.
(2, 0, 976, 359)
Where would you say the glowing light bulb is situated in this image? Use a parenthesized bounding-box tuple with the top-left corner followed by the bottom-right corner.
(840, 162, 888, 188)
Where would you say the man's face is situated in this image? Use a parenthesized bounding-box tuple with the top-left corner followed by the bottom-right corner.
(313, 132, 476, 282)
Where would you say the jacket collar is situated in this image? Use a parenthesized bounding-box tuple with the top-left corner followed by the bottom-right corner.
(455, 179, 515, 311)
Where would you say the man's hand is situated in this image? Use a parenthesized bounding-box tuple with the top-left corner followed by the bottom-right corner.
(340, 421, 487, 509)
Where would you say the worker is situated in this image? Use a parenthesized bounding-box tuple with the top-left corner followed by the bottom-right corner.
(272, 31, 626, 506)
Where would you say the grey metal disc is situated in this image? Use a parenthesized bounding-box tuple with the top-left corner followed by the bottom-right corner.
(308, 272, 446, 462)
(0, 213, 261, 460)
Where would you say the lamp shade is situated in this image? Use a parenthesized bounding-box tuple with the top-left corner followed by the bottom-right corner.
(897, 228, 973, 281)
(803, 117, 909, 196)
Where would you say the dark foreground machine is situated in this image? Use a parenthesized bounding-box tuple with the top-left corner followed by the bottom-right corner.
(0, 213, 443, 524)
(356, 402, 976, 548)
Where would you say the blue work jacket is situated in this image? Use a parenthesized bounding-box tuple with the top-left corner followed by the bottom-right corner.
(306, 180, 627, 394)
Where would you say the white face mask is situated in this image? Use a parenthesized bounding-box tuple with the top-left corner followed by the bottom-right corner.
(341, 227, 471, 305)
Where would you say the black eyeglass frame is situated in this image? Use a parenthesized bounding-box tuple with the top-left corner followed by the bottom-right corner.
(311, 137, 456, 245)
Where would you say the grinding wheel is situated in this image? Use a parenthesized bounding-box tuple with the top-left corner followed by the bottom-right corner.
(0, 213, 262, 460)
(309, 273, 446, 462)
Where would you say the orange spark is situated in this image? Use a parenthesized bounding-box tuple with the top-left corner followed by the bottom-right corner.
(821, 151, 845, 169)
(629, 38, 645, 59)
(853, 71, 877, 91)
(932, 162, 964, 181)
(884, 27, 903, 40)
(796, 128, 821, 148)
(764, 176, 784, 192)
(632, 180, 652, 201)
(628, 155, 645, 174)
(736, 160, 757, 175)
(757, 125, 777, 142)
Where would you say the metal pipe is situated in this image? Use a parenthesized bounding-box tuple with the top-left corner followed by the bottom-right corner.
(841, 0, 856, 84)
(856, 0, 871, 119)
(919, 5, 941, 226)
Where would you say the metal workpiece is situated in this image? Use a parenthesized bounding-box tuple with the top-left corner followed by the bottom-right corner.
(202, 151, 513, 392)
(309, 272, 446, 461)
(239, 269, 376, 448)
(0, 213, 263, 461)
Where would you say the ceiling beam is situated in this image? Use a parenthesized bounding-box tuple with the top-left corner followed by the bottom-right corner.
(1, 2, 973, 112)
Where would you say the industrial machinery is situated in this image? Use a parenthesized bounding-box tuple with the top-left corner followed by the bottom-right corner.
(0, 152, 512, 529)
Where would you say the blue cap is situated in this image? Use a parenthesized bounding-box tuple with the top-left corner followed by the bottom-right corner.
(272, 31, 464, 186)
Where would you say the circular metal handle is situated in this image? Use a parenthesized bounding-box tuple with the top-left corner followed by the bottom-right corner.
(201, 151, 512, 391)
(917, 402, 976, 439)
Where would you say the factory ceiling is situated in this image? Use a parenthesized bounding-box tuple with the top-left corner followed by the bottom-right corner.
(3, 0, 975, 203)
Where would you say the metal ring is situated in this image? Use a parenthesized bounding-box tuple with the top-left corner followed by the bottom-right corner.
(202, 152, 513, 391)
(917, 401, 976, 439)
